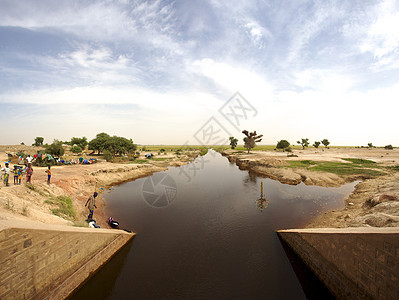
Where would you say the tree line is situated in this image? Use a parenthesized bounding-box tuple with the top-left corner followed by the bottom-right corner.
(32, 133, 137, 158)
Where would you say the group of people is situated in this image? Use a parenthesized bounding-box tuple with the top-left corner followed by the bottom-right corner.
(0, 162, 50, 186)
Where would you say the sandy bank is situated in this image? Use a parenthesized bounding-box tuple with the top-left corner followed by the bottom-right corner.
(0, 148, 199, 228)
(221, 148, 399, 228)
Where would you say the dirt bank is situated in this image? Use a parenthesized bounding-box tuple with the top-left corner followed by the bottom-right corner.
(221, 148, 399, 228)
(0, 146, 199, 228)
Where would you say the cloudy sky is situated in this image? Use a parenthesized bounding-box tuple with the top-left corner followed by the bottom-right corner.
(1, 0, 398, 146)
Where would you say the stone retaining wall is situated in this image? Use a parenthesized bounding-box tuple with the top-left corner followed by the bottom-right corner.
(277, 227, 399, 300)
(0, 220, 134, 299)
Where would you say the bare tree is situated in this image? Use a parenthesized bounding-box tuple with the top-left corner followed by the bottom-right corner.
(242, 130, 263, 153)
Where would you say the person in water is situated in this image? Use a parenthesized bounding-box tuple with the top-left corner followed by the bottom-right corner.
(85, 192, 98, 220)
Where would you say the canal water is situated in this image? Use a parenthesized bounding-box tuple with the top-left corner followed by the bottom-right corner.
(72, 150, 356, 299)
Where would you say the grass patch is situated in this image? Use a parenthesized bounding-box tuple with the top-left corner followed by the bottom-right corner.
(341, 158, 377, 165)
(134, 159, 149, 164)
(200, 147, 208, 156)
(151, 157, 169, 161)
(388, 165, 399, 171)
(285, 160, 383, 177)
(45, 196, 76, 220)
(286, 160, 317, 168)
(25, 183, 46, 196)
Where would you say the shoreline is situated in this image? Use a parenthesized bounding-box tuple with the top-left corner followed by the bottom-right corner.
(0, 149, 200, 228)
(220, 148, 399, 228)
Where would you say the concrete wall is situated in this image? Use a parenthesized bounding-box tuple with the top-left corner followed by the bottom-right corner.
(277, 227, 399, 300)
(0, 220, 134, 299)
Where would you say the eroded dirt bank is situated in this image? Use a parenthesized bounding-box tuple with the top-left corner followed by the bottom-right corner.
(0, 149, 198, 228)
(221, 148, 399, 228)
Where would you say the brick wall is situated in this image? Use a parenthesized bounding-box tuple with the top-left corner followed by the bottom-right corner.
(0, 220, 134, 299)
(277, 228, 399, 300)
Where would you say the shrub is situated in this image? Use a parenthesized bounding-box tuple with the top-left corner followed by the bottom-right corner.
(385, 145, 394, 150)
(103, 150, 113, 162)
(70, 146, 82, 153)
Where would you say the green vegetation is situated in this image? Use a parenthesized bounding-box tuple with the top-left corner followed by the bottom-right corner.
(229, 137, 238, 149)
(285, 159, 383, 176)
(25, 183, 46, 196)
(45, 139, 65, 156)
(276, 140, 290, 151)
(70, 145, 82, 153)
(242, 130, 263, 153)
(321, 139, 330, 148)
(134, 159, 149, 164)
(297, 138, 309, 149)
(313, 141, 320, 148)
(68, 137, 88, 149)
(200, 147, 208, 156)
(45, 195, 76, 220)
(33, 136, 44, 146)
(151, 157, 169, 161)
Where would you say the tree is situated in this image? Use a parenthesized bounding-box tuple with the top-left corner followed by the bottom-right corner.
(242, 130, 263, 153)
(45, 140, 65, 156)
(313, 141, 321, 148)
(385, 144, 394, 150)
(276, 140, 290, 152)
(321, 139, 330, 149)
(229, 137, 238, 149)
(70, 137, 88, 149)
(368, 143, 374, 148)
(103, 136, 137, 156)
(33, 137, 44, 146)
(297, 138, 309, 149)
(88, 133, 111, 154)
(70, 146, 82, 153)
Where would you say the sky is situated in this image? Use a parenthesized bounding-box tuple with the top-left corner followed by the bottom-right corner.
(0, 0, 398, 146)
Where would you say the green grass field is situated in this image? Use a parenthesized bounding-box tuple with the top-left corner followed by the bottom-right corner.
(285, 159, 384, 177)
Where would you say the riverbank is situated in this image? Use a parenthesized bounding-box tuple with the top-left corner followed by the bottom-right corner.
(0, 146, 201, 228)
(221, 147, 399, 228)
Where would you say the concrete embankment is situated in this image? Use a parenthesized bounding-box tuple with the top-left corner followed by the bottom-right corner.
(277, 227, 399, 300)
(0, 220, 134, 299)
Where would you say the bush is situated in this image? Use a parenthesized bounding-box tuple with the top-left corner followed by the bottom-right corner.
(385, 145, 394, 150)
(103, 150, 113, 162)
(45, 140, 65, 156)
(70, 146, 82, 153)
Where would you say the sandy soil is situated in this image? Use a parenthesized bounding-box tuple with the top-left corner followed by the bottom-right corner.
(221, 147, 399, 228)
(0, 145, 198, 228)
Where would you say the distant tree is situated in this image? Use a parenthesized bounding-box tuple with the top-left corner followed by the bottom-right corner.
(297, 138, 309, 149)
(103, 136, 137, 156)
(385, 144, 394, 150)
(242, 130, 263, 153)
(313, 141, 321, 148)
(88, 133, 111, 155)
(368, 143, 374, 148)
(70, 137, 88, 150)
(321, 139, 330, 149)
(33, 137, 44, 146)
(70, 146, 82, 153)
(276, 140, 291, 152)
(229, 136, 238, 149)
(45, 140, 65, 157)
(20, 142, 25, 145)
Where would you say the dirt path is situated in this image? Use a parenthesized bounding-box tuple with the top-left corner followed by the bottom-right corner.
(221, 148, 399, 228)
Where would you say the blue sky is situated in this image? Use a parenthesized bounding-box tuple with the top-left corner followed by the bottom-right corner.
(1, 0, 398, 146)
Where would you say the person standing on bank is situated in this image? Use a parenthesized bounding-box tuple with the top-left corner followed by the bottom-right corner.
(85, 192, 98, 220)
(45, 166, 51, 184)
(26, 163, 33, 183)
(1, 162, 11, 186)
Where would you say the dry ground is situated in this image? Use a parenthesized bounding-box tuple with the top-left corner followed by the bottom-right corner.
(222, 147, 399, 228)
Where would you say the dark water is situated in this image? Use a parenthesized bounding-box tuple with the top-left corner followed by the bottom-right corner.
(72, 150, 356, 299)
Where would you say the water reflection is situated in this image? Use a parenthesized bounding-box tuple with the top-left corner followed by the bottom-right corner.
(256, 181, 269, 212)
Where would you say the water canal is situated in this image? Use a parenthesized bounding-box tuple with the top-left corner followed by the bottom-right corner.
(72, 150, 357, 299)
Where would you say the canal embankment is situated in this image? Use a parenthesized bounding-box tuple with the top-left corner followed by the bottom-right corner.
(0, 219, 134, 299)
(277, 227, 399, 300)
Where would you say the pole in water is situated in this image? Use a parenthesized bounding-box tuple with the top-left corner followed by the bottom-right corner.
(260, 182, 264, 198)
